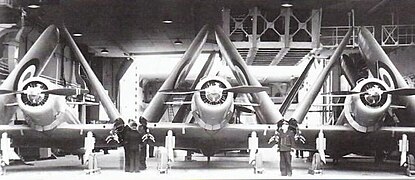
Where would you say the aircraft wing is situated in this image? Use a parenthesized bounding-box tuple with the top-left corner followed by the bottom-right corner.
(0, 124, 116, 149)
(296, 125, 415, 156)
(147, 123, 277, 153)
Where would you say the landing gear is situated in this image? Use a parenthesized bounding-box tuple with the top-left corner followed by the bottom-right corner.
(308, 152, 322, 175)
(185, 151, 192, 162)
(405, 154, 415, 176)
(207, 156, 211, 163)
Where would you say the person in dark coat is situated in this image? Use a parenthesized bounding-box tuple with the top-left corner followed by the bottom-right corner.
(269, 120, 296, 176)
(138, 117, 150, 170)
(123, 122, 141, 172)
(278, 120, 296, 176)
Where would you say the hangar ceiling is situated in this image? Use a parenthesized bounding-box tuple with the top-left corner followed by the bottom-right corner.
(6, 0, 415, 58)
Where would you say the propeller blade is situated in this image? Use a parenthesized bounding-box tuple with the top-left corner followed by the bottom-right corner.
(234, 105, 255, 113)
(42, 88, 89, 96)
(0, 89, 22, 95)
(322, 91, 362, 96)
(159, 89, 197, 95)
(384, 88, 415, 96)
(224, 86, 268, 93)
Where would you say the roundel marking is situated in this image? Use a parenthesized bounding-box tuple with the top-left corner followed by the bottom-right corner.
(18, 65, 37, 89)
(379, 67, 395, 89)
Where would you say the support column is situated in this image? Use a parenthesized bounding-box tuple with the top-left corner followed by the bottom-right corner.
(221, 8, 230, 37)
(311, 9, 322, 48)
(246, 7, 259, 65)
(282, 8, 291, 48)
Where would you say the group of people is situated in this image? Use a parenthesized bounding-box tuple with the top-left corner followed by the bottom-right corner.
(110, 116, 154, 173)
(108, 117, 303, 176)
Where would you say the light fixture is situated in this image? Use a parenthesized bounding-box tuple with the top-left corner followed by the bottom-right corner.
(101, 48, 109, 54)
(162, 19, 173, 24)
(73, 32, 83, 37)
(281, 0, 293, 8)
(27, 4, 40, 9)
(174, 39, 183, 45)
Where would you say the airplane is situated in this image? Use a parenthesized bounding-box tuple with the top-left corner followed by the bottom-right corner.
(106, 24, 324, 169)
(286, 26, 415, 174)
(0, 25, 125, 162)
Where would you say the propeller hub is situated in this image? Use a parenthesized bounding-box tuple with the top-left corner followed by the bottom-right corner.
(21, 81, 49, 106)
(359, 81, 388, 107)
(364, 85, 383, 105)
(205, 83, 224, 103)
(200, 79, 228, 105)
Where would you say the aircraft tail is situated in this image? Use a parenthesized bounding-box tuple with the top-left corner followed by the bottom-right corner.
(358, 26, 415, 126)
(291, 28, 353, 124)
(214, 25, 283, 124)
(142, 25, 209, 122)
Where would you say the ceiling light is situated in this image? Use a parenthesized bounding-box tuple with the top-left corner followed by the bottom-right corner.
(162, 19, 173, 24)
(73, 32, 82, 37)
(28, 4, 40, 9)
(281, 0, 293, 8)
(174, 39, 183, 45)
(101, 49, 109, 54)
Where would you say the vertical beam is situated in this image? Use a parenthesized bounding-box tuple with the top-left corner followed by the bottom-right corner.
(282, 8, 291, 48)
(311, 8, 322, 48)
(221, 8, 231, 37)
(246, 7, 259, 65)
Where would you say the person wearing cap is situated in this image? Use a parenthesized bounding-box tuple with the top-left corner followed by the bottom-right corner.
(138, 116, 155, 170)
(279, 120, 296, 176)
(269, 120, 296, 176)
(123, 122, 141, 172)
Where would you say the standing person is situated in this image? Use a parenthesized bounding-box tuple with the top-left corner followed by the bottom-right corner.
(269, 120, 295, 176)
(138, 117, 153, 170)
(123, 119, 136, 172)
(124, 122, 141, 172)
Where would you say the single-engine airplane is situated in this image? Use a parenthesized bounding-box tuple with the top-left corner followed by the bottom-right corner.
(287, 26, 415, 174)
(0, 25, 125, 162)
(107, 24, 325, 168)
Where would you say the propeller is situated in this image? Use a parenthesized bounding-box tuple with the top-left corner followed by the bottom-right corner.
(234, 105, 255, 113)
(42, 88, 89, 96)
(321, 91, 362, 96)
(0, 89, 22, 95)
(0, 88, 89, 96)
(159, 86, 268, 95)
(383, 88, 415, 96)
(323, 87, 415, 97)
(223, 86, 268, 93)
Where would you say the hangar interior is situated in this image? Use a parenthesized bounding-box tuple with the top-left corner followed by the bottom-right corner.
(0, 0, 415, 126)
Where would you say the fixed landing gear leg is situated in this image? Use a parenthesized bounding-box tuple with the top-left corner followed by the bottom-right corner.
(406, 154, 415, 176)
(308, 152, 322, 175)
(185, 151, 192, 162)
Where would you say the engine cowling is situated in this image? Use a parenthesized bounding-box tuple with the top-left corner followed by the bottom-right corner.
(344, 78, 391, 133)
(16, 77, 67, 131)
(191, 77, 234, 130)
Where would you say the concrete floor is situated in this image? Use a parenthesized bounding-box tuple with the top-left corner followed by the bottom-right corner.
(1, 146, 412, 180)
